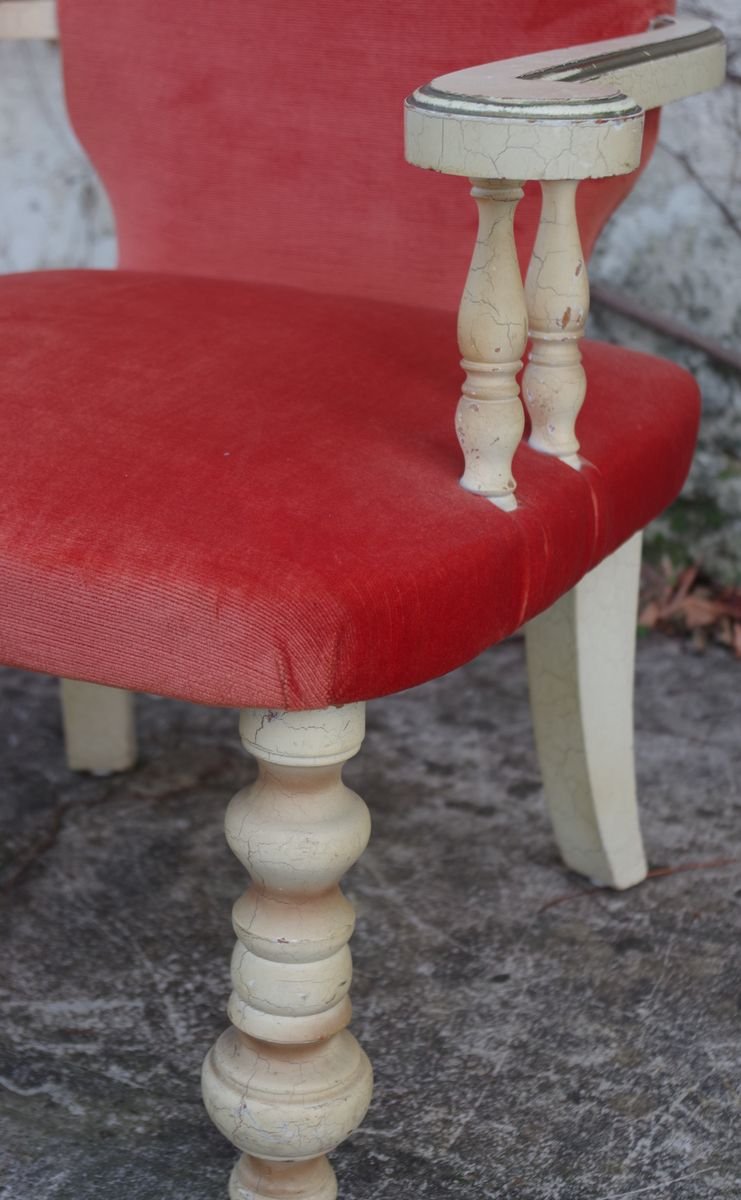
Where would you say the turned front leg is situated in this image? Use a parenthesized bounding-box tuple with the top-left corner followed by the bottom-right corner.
(456, 179, 528, 511)
(201, 705, 373, 1200)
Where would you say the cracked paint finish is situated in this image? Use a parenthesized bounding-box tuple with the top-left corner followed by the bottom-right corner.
(0, 39, 115, 275)
(456, 181, 527, 510)
(524, 532, 648, 890)
(405, 106, 644, 184)
(523, 180, 590, 464)
(201, 703, 373, 1198)
(404, 17, 725, 181)
(240, 706, 365, 768)
(2, 646, 741, 1196)
(406, 15, 725, 521)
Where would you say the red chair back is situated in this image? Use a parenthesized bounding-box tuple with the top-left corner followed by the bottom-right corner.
(59, 0, 672, 310)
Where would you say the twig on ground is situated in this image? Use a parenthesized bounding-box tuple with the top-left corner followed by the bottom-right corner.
(538, 857, 739, 913)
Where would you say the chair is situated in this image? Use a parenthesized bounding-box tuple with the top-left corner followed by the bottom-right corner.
(0, 1, 725, 1196)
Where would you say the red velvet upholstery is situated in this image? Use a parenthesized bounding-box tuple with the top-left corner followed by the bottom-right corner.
(58, 0, 671, 308)
(0, 272, 699, 708)
(0, 0, 699, 708)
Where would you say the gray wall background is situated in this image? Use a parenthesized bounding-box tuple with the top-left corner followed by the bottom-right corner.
(591, 0, 740, 584)
(0, 1, 738, 579)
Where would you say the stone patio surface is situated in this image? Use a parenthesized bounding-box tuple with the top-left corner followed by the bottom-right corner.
(1, 634, 739, 1199)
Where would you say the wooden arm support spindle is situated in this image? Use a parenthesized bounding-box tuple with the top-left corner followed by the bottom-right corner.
(523, 180, 589, 466)
(201, 705, 373, 1200)
(457, 179, 528, 511)
(406, 15, 725, 500)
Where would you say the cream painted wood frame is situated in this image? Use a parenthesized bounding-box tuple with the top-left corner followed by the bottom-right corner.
(405, 16, 725, 507)
(0, 0, 56, 38)
(2, 8, 727, 1199)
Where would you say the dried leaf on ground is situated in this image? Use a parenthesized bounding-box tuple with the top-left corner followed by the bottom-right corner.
(640, 559, 741, 658)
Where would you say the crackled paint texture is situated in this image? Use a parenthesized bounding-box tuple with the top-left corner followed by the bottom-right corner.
(403, 18, 727, 181)
(2, 638, 741, 1198)
(456, 181, 527, 508)
(202, 703, 373, 1199)
(523, 180, 589, 464)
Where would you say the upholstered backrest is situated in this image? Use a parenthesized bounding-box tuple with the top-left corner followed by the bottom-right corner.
(58, 0, 672, 311)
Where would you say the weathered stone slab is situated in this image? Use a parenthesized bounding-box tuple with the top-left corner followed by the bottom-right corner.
(2, 636, 739, 1198)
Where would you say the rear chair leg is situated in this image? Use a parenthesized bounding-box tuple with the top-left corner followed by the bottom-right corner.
(201, 704, 373, 1200)
(59, 680, 137, 774)
(524, 532, 648, 890)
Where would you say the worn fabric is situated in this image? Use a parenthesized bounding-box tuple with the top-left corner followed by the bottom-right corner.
(0, 272, 699, 708)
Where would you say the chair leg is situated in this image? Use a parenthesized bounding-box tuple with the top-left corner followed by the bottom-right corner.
(524, 531, 648, 890)
(59, 679, 137, 773)
(201, 704, 374, 1200)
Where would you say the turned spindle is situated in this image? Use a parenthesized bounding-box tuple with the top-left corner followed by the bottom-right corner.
(523, 180, 589, 466)
(201, 705, 373, 1200)
(456, 179, 528, 511)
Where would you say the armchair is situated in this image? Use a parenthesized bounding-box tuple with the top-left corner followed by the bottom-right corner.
(0, 3, 725, 1199)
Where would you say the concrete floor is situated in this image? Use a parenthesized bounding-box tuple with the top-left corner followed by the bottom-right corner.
(1, 634, 740, 1200)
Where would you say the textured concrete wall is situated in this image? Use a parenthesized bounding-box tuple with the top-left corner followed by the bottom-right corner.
(0, 3, 738, 578)
(590, 0, 740, 582)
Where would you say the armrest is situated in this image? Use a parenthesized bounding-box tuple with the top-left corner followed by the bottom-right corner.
(403, 17, 726, 512)
(0, 1, 57, 39)
(405, 16, 725, 181)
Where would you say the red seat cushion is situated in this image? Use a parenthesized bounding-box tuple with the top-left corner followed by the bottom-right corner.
(0, 270, 698, 709)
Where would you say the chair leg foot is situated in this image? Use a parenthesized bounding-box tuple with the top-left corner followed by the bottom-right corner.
(229, 1154, 337, 1200)
(524, 532, 648, 890)
(59, 679, 137, 774)
(202, 704, 373, 1200)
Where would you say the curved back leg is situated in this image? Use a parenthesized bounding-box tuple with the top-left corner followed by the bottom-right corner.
(59, 679, 137, 773)
(524, 532, 648, 890)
